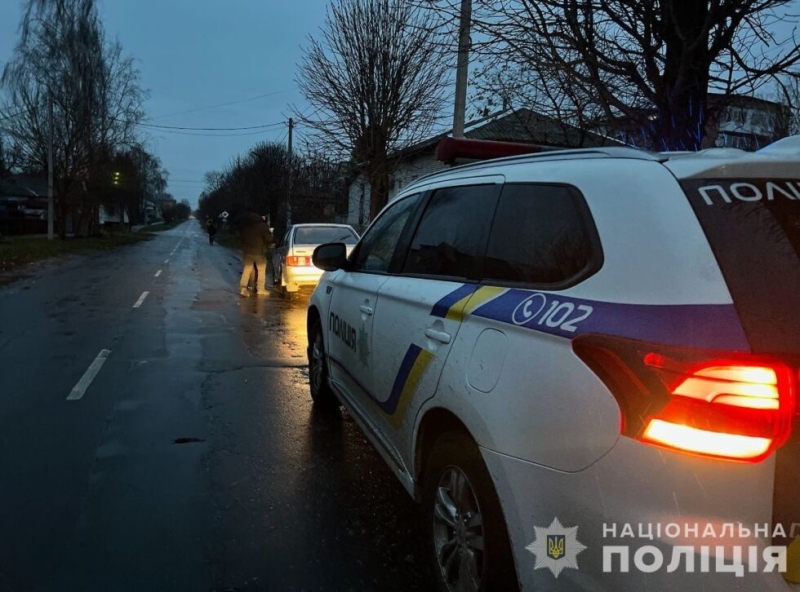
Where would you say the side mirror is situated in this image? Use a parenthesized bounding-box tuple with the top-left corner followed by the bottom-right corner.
(313, 242, 347, 271)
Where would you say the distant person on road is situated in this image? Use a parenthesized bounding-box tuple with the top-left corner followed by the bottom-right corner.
(239, 212, 273, 297)
(206, 218, 217, 245)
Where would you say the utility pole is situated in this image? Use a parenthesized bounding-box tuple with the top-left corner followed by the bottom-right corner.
(47, 96, 54, 240)
(286, 117, 294, 226)
(453, 0, 472, 138)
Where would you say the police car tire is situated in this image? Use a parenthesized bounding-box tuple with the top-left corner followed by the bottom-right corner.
(422, 431, 519, 592)
(308, 319, 338, 408)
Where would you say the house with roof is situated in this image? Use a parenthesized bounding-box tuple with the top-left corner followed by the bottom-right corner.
(598, 93, 790, 152)
(708, 94, 791, 150)
(0, 176, 47, 236)
(343, 108, 618, 230)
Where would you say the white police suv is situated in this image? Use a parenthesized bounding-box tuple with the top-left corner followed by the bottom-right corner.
(306, 137, 800, 591)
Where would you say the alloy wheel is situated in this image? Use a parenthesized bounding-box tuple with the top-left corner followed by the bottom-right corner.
(432, 466, 486, 592)
(310, 331, 325, 394)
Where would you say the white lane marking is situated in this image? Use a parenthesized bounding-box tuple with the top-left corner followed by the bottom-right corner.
(154, 270, 162, 277)
(67, 349, 111, 401)
(164, 259, 169, 264)
(169, 236, 184, 255)
(133, 291, 150, 308)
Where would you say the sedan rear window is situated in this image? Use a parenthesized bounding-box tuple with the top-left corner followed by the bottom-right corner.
(294, 226, 358, 245)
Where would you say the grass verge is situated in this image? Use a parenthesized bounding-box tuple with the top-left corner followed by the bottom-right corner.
(0, 232, 151, 275)
(212, 231, 240, 250)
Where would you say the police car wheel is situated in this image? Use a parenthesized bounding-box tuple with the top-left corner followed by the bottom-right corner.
(423, 431, 518, 592)
(308, 319, 338, 408)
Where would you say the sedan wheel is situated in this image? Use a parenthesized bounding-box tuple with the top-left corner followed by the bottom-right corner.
(280, 271, 294, 301)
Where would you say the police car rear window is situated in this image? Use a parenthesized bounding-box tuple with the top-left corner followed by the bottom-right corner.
(483, 183, 601, 288)
(402, 185, 497, 280)
(681, 179, 800, 355)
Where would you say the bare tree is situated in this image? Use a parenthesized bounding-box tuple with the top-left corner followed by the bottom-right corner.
(773, 72, 800, 136)
(0, 135, 10, 177)
(295, 0, 451, 218)
(197, 142, 292, 232)
(0, 0, 145, 236)
(430, 0, 800, 150)
(291, 147, 350, 224)
(14, 0, 96, 50)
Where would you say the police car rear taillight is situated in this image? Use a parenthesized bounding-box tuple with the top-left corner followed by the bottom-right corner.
(573, 335, 796, 462)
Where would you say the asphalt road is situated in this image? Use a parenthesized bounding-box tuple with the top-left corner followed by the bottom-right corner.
(0, 222, 434, 592)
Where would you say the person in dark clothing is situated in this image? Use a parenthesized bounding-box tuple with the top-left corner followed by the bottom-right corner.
(206, 218, 217, 244)
(238, 212, 273, 297)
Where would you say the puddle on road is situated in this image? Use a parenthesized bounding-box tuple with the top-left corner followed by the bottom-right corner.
(173, 437, 205, 444)
(191, 287, 236, 311)
(235, 287, 311, 359)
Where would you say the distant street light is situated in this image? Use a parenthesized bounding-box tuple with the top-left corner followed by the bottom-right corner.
(113, 171, 121, 186)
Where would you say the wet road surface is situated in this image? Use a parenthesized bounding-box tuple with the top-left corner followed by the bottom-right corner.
(0, 223, 434, 592)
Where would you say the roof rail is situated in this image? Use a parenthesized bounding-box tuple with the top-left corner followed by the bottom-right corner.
(756, 135, 800, 157)
(406, 139, 663, 188)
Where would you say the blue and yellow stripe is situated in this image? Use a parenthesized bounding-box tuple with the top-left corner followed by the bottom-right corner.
(329, 346, 434, 430)
(431, 285, 507, 321)
(383, 345, 434, 429)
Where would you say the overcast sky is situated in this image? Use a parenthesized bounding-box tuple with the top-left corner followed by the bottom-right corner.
(0, 0, 330, 207)
(1, 2, 798, 207)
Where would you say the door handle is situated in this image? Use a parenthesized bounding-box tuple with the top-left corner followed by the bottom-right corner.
(360, 305, 374, 316)
(425, 328, 451, 344)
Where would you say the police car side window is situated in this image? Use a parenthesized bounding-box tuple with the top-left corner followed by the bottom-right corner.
(350, 194, 421, 273)
(402, 185, 496, 280)
(484, 184, 599, 287)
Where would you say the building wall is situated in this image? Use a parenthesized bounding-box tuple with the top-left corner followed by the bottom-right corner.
(596, 98, 788, 151)
(388, 153, 445, 200)
(346, 151, 447, 229)
(707, 104, 786, 150)
(344, 174, 370, 232)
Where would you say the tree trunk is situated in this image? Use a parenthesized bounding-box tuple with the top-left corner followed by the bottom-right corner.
(367, 160, 390, 220)
(58, 199, 67, 239)
(654, 0, 710, 151)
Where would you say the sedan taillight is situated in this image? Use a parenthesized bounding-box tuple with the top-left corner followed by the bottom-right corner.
(286, 256, 311, 267)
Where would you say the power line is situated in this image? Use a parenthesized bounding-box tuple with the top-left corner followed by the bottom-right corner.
(136, 121, 284, 131)
(277, 128, 289, 146)
(141, 127, 288, 138)
(146, 89, 293, 121)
